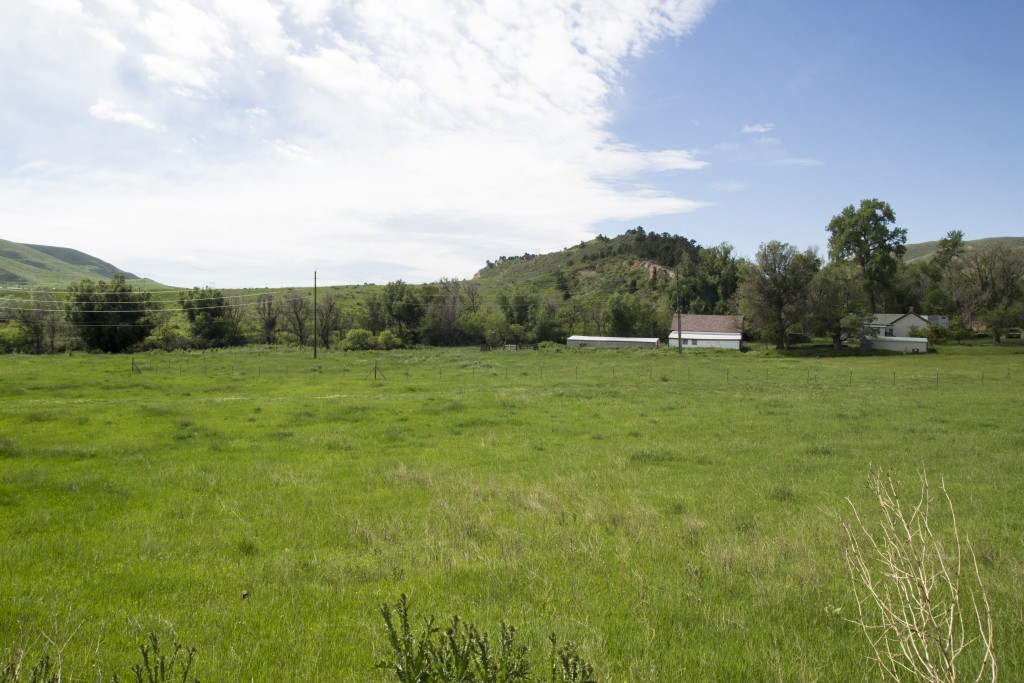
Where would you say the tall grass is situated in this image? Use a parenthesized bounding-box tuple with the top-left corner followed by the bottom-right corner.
(1, 344, 1022, 680)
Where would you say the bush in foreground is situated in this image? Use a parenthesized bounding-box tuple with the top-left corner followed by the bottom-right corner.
(376, 595, 598, 683)
(841, 468, 997, 682)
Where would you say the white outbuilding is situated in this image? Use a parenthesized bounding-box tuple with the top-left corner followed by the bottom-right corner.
(668, 314, 743, 350)
(566, 336, 660, 349)
(860, 336, 929, 354)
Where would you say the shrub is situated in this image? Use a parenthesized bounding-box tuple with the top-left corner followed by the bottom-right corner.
(841, 468, 996, 682)
(1, 633, 197, 683)
(377, 330, 403, 350)
(343, 328, 377, 351)
(375, 595, 598, 682)
(111, 632, 198, 683)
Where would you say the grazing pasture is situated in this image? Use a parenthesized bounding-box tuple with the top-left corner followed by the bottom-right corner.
(1, 344, 1022, 681)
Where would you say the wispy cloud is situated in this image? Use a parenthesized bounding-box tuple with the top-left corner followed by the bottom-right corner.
(756, 155, 822, 168)
(0, 0, 715, 286)
(741, 123, 774, 134)
(730, 125, 820, 168)
(711, 179, 747, 192)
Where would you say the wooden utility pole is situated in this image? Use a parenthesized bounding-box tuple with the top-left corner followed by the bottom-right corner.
(676, 296, 682, 355)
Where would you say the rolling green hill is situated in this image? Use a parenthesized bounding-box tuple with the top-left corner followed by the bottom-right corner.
(471, 228, 697, 300)
(903, 236, 1024, 262)
(4, 231, 1021, 293)
(473, 231, 1024, 297)
(0, 239, 154, 288)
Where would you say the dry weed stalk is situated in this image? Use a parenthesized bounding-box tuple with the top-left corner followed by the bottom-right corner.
(842, 468, 996, 682)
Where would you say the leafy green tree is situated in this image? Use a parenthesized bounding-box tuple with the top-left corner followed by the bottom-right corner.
(498, 289, 535, 327)
(947, 243, 1024, 341)
(605, 293, 662, 338)
(808, 263, 870, 350)
(65, 274, 156, 352)
(946, 315, 972, 344)
(362, 291, 387, 334)
(383, 280, 423, 342)
(673, 243, 740, 315)
(454, 309, 491, 345)
(1, 289, 65, 353)
(557, 300, 584, 337)
(933, 229, 965, 269)
(530, 295, 565, 342)
(739, 241, 820, 349)
(826, 199, 907, 312)
(606, 293, 637, 337)
(179, 287, 244, 348)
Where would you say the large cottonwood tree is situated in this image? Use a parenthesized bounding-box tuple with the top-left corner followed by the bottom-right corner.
(65, 274, 156, 352)
(739, 241, 820, 349)
(807, 263, 871, 350)
(826, 199, 907, 312)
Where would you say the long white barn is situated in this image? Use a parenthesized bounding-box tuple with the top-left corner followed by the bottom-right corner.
(566, 336, 660, 349)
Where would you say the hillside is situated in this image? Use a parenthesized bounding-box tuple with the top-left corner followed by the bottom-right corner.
(0, 239, 150, 288)
(903, 236, 1024, 262)
(473, 231, 1024, 295)
(472, 228, 698, 299)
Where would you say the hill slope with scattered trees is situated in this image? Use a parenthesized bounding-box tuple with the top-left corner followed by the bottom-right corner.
(2, 208, 1022, 353)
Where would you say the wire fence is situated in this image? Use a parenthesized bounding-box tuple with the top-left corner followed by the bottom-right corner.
(98, 348, 1023, 394)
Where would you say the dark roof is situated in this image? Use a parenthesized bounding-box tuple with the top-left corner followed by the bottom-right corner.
(672, 314, 743, 334)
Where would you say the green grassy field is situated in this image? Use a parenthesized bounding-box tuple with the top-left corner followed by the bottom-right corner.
(2, 344, 1022, 681)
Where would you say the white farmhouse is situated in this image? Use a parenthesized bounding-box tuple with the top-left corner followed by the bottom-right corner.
(865, 311, 931, 338)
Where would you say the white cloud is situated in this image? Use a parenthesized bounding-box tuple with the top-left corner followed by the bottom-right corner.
(742, 123, 774, 134)
(0, 0, 717, 287)
(88, 99, 158, 129)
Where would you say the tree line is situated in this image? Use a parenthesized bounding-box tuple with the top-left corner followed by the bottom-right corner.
(2, 199, 1021, 354)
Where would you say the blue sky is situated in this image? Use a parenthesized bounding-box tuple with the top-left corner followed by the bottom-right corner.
(610, 0, 1024, 256)
(1, 0, 1021, 288)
